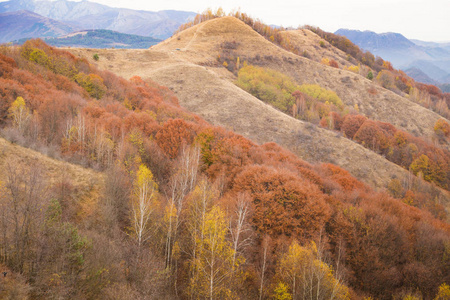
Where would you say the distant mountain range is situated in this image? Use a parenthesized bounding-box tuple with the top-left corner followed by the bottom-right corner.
(0, 0, 196, 43)
(0, 10, 78, 43)
(30, 29, 162, 49)
(335, 29, 450, 85)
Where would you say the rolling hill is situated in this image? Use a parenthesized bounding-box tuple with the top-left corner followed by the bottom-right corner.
(67, 16, 450, 194)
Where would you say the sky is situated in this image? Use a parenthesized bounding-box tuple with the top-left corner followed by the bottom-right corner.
(81, 0, 450, 42)
(5, 0, 450, 41)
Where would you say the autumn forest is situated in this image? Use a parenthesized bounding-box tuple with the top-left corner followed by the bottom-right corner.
(0, 10, 450, 300)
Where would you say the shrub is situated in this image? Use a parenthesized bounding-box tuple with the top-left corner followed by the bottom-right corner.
(299, 84, 344, 109)
(434, 119, 450, 138)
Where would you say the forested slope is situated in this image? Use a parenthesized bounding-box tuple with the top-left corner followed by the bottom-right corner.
(0, 39, 449, 299)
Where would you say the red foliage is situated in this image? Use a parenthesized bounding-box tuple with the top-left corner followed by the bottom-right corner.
(416, 83, 442, 97)
(155, 118, 196, 159)
(354, 120, 390, 153)
(319, 163, 366, 192)
(330, 111, 343, 130)
(233, 165, 331, 238)
(0, 53, 16, 78)
(329, 59, 339, 68)
(341, 114, 367, 139)
(1, 40, 449, 299)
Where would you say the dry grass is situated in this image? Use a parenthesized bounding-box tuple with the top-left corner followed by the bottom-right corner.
(0, 138, 104, 222)
(66, 16, 449, 192)
(278, 29, 354, 68)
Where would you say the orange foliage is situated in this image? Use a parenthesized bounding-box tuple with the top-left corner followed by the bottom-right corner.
(233, 165, 331, 238)
(319, 163, 366, 192)
(341, 114, 367, 139)
(329, 59, 339, 68)
(155, 118, 196, 159)
(0, 40, 449, 299)
(354, 120, 390, 153)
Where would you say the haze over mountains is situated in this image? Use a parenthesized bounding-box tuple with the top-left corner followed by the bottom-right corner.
(336, 29, 450, 85)
(0, 0, 196, 42)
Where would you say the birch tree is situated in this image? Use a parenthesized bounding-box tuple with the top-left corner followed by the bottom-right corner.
(277, 240, 350, 300)
(8, 96, 30, 132)
(189, 206, 238, 299)
(131, 164, 158, 248)
(164, 145, 200, 268)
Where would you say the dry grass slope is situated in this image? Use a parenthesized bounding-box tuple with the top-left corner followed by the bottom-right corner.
(0, 138, 104, 221)
(278, 29, 354, 67)
(67, 16, 449, 193)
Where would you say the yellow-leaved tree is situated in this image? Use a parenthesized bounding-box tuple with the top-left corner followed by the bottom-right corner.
(8, 96, 30, 132)
(189, 205, 239, 299)
(277, 240, 350, 300)
(131, 164, 159, 248)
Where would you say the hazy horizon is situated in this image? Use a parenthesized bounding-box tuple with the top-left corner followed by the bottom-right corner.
(1, 0, 449, 42)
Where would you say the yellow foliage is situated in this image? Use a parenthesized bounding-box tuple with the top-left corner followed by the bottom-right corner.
(189, 205, 239, 299)
(321, 58, 330, 65)
(131, 164, 159, 246)
(435, 283, 450, 300)
(346, 65, 360, 73)
(278, 240, 350, 299)
(8, 96, 30, 131)
(235, 64, 298, 112)
(273, 282, 292, 300)
(299, 84, 344, 109)
(75, 73, 107, 99)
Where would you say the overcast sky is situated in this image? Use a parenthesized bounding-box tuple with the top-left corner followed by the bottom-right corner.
(83, 0, 450, 42)
(8, 0, 450, 41)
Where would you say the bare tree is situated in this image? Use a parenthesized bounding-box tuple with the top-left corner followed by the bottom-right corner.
(0, 162, 47, 273)
(258, 235, 271, 300)
(228, 192, 253, 265)
(164, 145, 200, 268)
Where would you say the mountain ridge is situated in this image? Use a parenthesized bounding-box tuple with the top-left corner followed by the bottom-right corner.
(0, 9, 78, 43)
(17, 29, 163, 48)
(0, 0, 196, 40)
(335, 28, 450, 84)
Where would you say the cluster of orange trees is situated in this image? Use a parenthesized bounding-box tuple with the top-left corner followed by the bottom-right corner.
(0, 40, 449, 299)
(320, 112, 450, 190)
(235, 64, 450, 195)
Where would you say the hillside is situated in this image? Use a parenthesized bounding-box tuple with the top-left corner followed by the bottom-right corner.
(0, 0, 196, 40)
(1, 33, 449, 299)
(277, 29, 354, 67)
(27, 29, 162, 49)
(0, 137, 104, 219)
(0, 10, 78, 43)
(68, 16, 450, 192)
